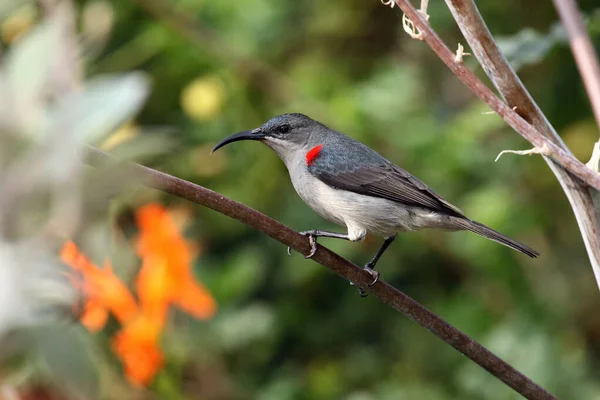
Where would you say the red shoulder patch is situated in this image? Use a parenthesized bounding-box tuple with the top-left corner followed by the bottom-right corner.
(305, 144, 324, 166)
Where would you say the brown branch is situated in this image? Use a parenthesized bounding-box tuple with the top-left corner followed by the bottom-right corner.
(392, 0, 600, 289)
(83, 146, 558, 400)
(552, 0, 600, 130)
(442, 0, 565, 146)
(393, 0, 600, 192)
(441, 0, 600, 289)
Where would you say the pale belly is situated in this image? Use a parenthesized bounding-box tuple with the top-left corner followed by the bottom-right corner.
(289, 166, 447, 241)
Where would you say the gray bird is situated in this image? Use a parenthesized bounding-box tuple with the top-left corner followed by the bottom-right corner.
(212, 113, 539, 293)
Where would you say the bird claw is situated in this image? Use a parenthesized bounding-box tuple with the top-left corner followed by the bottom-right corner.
(301, 231, 318, 259)
(364, 265, 380, 287)
(288, 231, 318, 258)
(350, 281, 369, 297)
(350, 265, 380, 298)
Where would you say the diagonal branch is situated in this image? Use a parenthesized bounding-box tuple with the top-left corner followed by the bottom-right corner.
(442, 0, 566, 146)
(552, 0, 600, 130)
(442, 0, 600, 290)
(392, 0, 600, 289)
(82, 146, 558, 400)
(392, 0, 600, 192)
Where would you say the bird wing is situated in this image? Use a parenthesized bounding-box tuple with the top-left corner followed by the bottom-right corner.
(307, 143, 464, 216)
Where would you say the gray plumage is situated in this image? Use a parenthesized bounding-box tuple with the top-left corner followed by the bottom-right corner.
(212, 113, 539, 265)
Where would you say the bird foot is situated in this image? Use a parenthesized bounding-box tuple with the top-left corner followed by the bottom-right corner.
(351, 264, 380, 298)
(287, 231, 318, 259)
(363, 264, 380, 286)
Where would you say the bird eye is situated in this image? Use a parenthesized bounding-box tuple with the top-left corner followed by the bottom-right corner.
(278, 124, 290, 134)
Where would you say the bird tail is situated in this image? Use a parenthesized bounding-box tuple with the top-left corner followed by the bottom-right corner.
(453, 218, 540, 258)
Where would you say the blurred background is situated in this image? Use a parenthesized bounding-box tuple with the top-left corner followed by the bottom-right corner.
(1, 0, 600, 399)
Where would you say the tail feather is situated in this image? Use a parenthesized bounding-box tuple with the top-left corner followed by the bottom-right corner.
(453, 218, 540, 258)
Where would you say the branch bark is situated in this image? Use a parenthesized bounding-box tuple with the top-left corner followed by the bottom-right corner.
(443, 0, 600, 289)
(552, 0, 600, 130)
(391, 0, 600, 289)
(392, 0, 600, 191)
(83, 146, 558, 400)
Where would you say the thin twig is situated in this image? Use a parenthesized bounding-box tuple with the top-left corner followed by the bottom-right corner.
(390, 0, 600, 288)
(552, 0, 600, 130)
(454, 43, 471, 63)
(442, 0, 600, 290)
(495, 144, 552, 162)
(83, 145, 558, 400)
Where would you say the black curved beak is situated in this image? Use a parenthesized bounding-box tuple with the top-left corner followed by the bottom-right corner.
(211, 129, 265, 154)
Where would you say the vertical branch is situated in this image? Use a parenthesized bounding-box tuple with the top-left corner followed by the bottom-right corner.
(552, 0, 600, 130)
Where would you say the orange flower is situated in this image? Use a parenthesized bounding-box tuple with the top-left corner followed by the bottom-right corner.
(60, 242, 138, 331)
(79, 297, 109, 333)
(173, 279, 218, 319)
(60, 202, 217, 387)
(135, 204, 217, 320)
(87, 261, 139, 325)
(135, 255, 171, 325)
(111, 314, 164, 386)
(59, 240, 82, 269)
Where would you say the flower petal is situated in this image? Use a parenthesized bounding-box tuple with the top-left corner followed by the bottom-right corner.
(80, 298, 109, 332)
(173, 279, 217, 319)
(91, 262, 138, 324)
(136, 256, 171, 324)
(111, 314, 165, 386)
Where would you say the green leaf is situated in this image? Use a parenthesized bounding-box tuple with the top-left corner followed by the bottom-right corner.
(45, 73, 151, 143)
(4, 13, 62, 131)
(497, 25, 565, 71)
(28, 324, 98, 399)
(41, 73, 150, 180)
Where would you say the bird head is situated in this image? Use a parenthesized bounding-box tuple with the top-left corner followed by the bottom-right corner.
(211, 113, 327, 162)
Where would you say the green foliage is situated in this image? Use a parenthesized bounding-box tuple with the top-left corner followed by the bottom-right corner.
(28, 325, 99, 399)
(497, 25, 565, 72)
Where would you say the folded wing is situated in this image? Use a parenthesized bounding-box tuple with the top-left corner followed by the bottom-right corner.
(307, 144, 464, 216)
